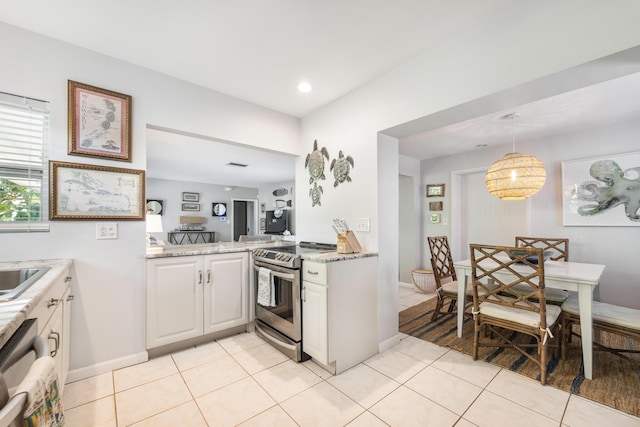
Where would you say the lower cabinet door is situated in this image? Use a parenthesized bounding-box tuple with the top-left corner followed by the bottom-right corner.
(203, 253, 248, 334)
(302, 280, 328, 364)
(40, 303, 64, 392)
(147, 257, 204, 348)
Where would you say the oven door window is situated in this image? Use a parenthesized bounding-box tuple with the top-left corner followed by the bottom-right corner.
(254, 265, 301, 341)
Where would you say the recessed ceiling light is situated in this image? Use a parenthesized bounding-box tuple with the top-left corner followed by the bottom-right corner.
(297, 81, 313, 93)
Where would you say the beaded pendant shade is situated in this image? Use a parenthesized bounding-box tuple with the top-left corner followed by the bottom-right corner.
(485, 113, 546, 200)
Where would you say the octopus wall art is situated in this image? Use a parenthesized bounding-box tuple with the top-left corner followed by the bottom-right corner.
(563, 152, 640, 226)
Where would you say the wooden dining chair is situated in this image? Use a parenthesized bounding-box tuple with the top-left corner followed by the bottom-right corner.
(513, 237, 570, 305)
(515, 237, 569, 261)
(469, 244, 562, 385)
(427, 236, 460, 321)
(427, 236, 498, 322)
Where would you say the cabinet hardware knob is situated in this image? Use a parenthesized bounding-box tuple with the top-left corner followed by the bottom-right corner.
(207, 270, 212, 284)
(307, 270, 319, 275)
(47, 298, 59, 308)
(65, 276, 72, 283)
(198, 270, 203, 284)
(67, 294, 75, 302)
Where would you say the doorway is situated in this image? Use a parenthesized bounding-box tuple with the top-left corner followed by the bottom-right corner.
(451, 168, 530, 260)
(232, 199, 258, 241)
(398, 174, 417, 284)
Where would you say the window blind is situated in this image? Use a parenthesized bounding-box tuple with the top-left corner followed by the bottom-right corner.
(0, 91, 50, 232)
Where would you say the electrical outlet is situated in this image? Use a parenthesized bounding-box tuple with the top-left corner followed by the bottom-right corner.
(96, 223, 118, 239)
(354, 218, 371, 232)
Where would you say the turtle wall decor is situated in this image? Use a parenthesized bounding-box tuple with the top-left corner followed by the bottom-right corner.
(305, 139, 329, 185)
(330, 150, 354, 187)
(309, 182, 323, 207)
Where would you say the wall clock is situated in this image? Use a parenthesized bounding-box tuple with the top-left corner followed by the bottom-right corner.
(212, 202, 227, 216)
(146, 199, 163, 215)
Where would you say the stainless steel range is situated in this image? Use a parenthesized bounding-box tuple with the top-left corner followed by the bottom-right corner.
(253, 241, 336, 361)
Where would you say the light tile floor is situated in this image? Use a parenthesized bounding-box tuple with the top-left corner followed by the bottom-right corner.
(63, 286, 640, 427)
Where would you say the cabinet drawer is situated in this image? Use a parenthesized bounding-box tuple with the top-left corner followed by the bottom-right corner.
(303, 261, 327, 285)
(29, 271, 70, 335)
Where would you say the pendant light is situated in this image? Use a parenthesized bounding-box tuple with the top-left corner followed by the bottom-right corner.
(485, 113, 546, 200)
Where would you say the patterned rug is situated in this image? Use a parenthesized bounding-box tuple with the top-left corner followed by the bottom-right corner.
(399, 298, 640, 418)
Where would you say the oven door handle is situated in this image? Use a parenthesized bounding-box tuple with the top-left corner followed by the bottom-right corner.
(253, 265, 295, 281)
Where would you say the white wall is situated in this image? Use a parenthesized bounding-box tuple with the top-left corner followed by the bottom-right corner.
(147, 178, 259, 242)
(0, 22, 300, 378)
(422, 120, 640, 308)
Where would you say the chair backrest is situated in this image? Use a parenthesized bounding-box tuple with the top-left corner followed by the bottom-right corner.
(515, 236, 569, 261)
(469, 244, 548, 327)
(427, 236, 456, 288)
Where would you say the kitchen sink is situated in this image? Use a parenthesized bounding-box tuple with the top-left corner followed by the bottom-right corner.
(0, 267, 50, 302)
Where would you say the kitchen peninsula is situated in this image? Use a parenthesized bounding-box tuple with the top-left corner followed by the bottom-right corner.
(145, 241, 378, 374)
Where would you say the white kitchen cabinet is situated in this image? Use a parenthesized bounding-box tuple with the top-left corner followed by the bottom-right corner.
(146, 252, 249, 349)
(30, 269, 72, 392)
(301, 280, 328, 363)
(146, 256, 204, 348)
(302, 256, 378, 374)
(203, 252, 249, 334)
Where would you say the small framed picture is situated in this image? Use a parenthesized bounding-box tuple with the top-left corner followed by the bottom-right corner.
(426, 184, 445, 197)
(67, 80, 132, 162)
(429, 201, 443, 211)
(182, 203, 200, 211)
(182, 192, 199, 202)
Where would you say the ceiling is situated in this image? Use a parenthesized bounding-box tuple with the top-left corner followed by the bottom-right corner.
(146, 127, 296, 187)
(0, 0, 511, 118)
(3, 2, 640, 185)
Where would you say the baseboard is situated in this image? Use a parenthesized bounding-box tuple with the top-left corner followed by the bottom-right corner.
(66, 351, 149, 384)
(378, 334, 401, 353)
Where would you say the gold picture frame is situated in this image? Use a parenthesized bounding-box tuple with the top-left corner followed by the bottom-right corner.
(426, 183, 445, 197)
(50, 161, 145, 220)
(68, 80, 132, 162)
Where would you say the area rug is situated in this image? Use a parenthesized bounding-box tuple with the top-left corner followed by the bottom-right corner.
(399, 298, 640, 418)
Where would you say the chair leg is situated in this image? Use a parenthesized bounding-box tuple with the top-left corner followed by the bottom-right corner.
(472, 320, 480, 360)
(431, 297, 444, 322)
(540, 340, 547, 385)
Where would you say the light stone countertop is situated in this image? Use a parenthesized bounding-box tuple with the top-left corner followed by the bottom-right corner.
(145, 240, 297, 258)
(146, 241, 378, 262)
(301, 251, 378, 263)
(0, 259, 73, 348)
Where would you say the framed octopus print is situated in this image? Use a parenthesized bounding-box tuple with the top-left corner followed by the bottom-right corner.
(562, 151, 640, 226)
(68, 80, 132, 162)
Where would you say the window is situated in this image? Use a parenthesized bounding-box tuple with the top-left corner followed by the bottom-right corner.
(0, 92, 50, 232)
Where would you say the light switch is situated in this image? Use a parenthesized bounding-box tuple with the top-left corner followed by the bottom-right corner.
(354, 218, 371, 232)
(96, 223, 118, 239)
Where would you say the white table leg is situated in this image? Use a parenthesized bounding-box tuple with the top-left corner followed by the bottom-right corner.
(578, 287, 594, 379)
(455, 267, 467, 338)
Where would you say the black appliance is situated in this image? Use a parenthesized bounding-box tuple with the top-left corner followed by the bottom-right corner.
(265, 210, 288, 234)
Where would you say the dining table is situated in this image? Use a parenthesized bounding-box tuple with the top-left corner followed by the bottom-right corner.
(453, 258, 605, 380)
